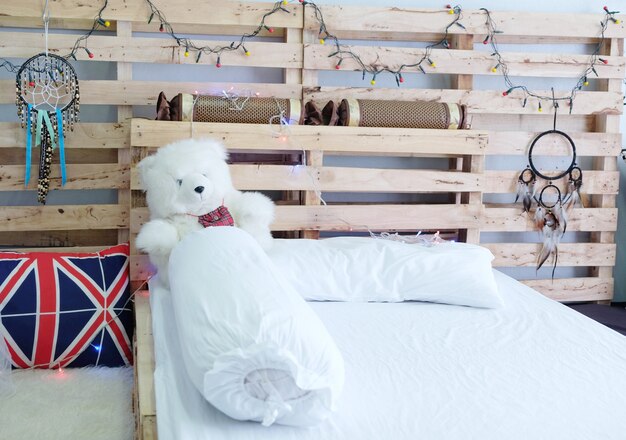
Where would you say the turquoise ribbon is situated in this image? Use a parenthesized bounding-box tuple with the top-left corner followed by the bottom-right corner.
(34, 110, 57, 178)
(24, 104, 33, 186)
(55, 109, 66, 186)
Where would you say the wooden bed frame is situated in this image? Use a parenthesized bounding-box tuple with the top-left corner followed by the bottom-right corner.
(1, 2, 625, 439)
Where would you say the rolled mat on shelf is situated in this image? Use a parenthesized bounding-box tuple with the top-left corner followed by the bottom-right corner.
(337, 99, 468, 129)
(155, 92, 302, 165)
(156, 92, 303, 124)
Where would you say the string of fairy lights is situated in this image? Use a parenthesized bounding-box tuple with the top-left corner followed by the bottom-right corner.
(308, 2, 465, 86)
(488, 5, 621, 113)
(0, 1, 620, 109)
(145, 0, 291, 66)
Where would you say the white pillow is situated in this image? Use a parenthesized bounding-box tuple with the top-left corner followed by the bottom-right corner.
(267, 237, 502, 308)
(168, 227, 344, 427)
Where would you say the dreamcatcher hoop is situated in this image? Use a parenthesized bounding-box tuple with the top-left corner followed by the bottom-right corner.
(527, 129, 577, 181)
(16, 53, 79, 113)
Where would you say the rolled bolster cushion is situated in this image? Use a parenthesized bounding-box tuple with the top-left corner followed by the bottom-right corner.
(168, 227, 344, 427)
(337, 98, 468, 129)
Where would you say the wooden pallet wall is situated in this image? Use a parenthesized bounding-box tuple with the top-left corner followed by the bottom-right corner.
(301, 6, 624, 302)
(2, 1, 625, 303)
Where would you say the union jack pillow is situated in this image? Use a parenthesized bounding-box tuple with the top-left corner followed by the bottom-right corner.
(0, 244, 133, 369)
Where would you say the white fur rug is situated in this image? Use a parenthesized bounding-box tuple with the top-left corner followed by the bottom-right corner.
(0, 367, 134, 440)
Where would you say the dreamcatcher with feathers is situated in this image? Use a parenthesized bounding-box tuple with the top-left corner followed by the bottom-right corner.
(515, 102, 583, 278)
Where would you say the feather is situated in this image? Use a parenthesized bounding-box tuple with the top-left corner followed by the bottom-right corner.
(515, 179, 535, 212)
(553, 202, 567, 235)
(564, 176, 584, 209)
(536, 211, 564, 279)
(534, 206, 544, 231)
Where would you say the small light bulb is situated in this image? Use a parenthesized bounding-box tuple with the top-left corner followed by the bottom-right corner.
(245, 51, 251, 56)
(491, 67, 497, 73)
(370, 79, 376, 85)
(319, 39, 325, 45)
(583, 81, 589, 86)
(448, 9, 455, 14)
(184, 51, 190, 57)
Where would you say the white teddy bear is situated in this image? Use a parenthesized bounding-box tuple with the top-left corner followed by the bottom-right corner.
(135, 138, 275, 286)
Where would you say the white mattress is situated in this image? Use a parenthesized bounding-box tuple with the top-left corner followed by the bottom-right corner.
(150, 271, 626, 440)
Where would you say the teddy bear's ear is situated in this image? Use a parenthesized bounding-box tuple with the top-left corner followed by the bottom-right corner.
(204, 140, 229, 162)
(137, 155, 158, 189)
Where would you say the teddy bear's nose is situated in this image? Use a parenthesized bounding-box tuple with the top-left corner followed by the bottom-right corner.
(194, 186, 205, 194)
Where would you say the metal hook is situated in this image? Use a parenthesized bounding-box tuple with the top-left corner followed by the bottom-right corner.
(551, 87, 558, 131)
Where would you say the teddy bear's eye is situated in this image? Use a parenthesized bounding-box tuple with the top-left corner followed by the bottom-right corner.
(176, 179, 183, 186)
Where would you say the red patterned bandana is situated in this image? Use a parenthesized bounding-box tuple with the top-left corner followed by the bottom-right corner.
(196, 206, 235, 228)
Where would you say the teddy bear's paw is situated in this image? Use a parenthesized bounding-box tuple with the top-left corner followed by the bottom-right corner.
(232, 192, 275, 227)
(136, 219, 180, 256)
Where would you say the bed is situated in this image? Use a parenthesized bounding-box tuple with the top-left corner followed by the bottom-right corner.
(148, 270, 626, 440)
(130, 119, 625, 440)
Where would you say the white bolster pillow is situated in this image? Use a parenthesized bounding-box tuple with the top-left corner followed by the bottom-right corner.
(268, 237, 502, 308)
(168, 227, 344, 427)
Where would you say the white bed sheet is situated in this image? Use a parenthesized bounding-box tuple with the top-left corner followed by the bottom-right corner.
(150, 270, 626, 440)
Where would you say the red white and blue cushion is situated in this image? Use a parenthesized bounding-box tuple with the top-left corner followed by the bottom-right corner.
(0, 243, 133, 369)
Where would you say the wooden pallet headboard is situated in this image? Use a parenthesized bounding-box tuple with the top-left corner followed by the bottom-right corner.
(1, 1, 624, 303)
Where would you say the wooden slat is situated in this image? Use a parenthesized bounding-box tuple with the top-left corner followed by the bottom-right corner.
(0, 17, 284, 37)
(2, 0, 303, 28)
(521, 278, 614, 302)
(0, 246, 109, 254)
(450, 34, 474, 206)
(0, 148, 118, 166)
(303, 31, 605, 46)
(0, 33, 302, 68)
(131, 204, 482, 234)
(485, 170, 619, 195)
(0, 164, 128, 190)
(486, 243, 616, 267)
(0, 123, 129, 149)
(304, 6, 626, 39)
(0, 81, 623, 117)
(302, 150, 324, 239)
(590, 38, 622, 302)
(0, 230, 118, 248)
(131, 121, 487, 155)
(134, 292, 156, 422)
(482, 207, 617, 232)
(473, 114, 595, 133)
(303, 88, 622, 116)
(117, 20, 133, 245)
(487, 131, 622, 156)
(132, 165, 482, 192)
(0, 80, 302, 105)
(305, 44, 625, 79)
(0, 205, 129, 232)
